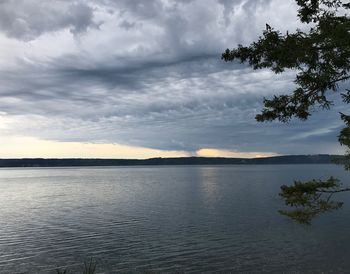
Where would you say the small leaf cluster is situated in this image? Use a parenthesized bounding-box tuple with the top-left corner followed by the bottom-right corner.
(279, 177, 344, 224)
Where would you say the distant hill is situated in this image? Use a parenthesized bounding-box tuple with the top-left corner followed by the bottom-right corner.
(0, 155, 344, 167)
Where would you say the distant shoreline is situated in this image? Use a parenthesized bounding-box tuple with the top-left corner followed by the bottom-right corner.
(0, 155, 343, 167)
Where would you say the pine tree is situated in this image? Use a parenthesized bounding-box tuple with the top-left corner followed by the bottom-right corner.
(223, 0, 350, 224)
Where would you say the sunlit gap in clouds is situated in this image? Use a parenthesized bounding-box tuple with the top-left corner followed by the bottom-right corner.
(195, 148, 278, 158)
(0, 137, 278, 159)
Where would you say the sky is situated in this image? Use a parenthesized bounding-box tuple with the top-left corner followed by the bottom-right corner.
(0, 0, 347, 159)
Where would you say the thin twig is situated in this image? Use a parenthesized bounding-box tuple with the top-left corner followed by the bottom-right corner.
(317, 187, 350, 193)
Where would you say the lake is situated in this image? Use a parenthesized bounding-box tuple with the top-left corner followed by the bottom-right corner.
(0, 164, 349, 273)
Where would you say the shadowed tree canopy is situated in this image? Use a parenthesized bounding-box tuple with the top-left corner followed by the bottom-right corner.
(223, 0, 350, 224)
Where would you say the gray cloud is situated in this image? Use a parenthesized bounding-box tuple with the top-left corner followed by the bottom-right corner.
(0, 0, 346, 156)
(0, 0, 99, 40)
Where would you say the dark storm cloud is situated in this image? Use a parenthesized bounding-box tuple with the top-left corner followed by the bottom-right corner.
(0, 0, 100, 41)
(0, 0, 346, 155)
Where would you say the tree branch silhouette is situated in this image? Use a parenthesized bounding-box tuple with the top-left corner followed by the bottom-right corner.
(223, 0, 350, 224)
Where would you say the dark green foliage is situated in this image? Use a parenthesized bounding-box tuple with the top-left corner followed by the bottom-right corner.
(279, 177, 347, 224)
(223, 0, 350, 223)
(339, 113, 350, 147)
(341, 90, 350, 103)
(223, 0, 350, 123)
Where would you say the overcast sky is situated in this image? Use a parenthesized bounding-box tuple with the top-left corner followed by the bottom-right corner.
(0, 0, 347, 158)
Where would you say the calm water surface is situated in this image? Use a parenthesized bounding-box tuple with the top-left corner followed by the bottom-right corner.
(0, 164, 349, 273)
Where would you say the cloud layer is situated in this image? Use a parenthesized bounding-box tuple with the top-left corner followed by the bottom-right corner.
(0, 0, 347, 157)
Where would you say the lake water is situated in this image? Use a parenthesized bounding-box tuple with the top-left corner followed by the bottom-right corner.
(0, 164, 350, 273)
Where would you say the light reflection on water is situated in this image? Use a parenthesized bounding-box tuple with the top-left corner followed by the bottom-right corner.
(0, 165, 349, 273)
